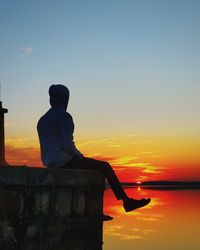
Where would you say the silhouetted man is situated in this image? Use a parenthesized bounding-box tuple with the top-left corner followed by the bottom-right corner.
(37, 84, 151, 214)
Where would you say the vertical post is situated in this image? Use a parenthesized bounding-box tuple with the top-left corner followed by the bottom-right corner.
(0, 101, 8, 165)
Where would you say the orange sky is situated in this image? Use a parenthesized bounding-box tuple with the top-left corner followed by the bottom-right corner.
(5, 134, 200, 182)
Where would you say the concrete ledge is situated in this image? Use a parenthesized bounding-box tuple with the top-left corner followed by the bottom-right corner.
(0, 165, 105, 250)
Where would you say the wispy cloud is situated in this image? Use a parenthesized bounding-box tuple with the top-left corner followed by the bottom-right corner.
(77, 135, 165, 180)
(104, 225, 144, 240)
(5, 144, 42, 167)
(6, 137, 37, 148)
(6, 134, 164, 180)
(20, 46, 33, 56)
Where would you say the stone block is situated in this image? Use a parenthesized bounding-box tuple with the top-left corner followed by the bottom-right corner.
(0, 166, 28, 185)
(54, 188, 72, 217)
(32, 190, 51, 217)
(75, 189, 86, 215)
(0, 190, 24, 220)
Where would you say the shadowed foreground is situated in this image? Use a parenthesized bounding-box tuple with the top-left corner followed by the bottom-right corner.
(0, 166, 105, 250)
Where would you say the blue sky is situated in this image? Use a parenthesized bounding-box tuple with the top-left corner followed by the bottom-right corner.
(1, 0, 200, 140)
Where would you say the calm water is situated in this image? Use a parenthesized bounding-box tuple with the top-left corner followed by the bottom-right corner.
(103, 187, 200, 250)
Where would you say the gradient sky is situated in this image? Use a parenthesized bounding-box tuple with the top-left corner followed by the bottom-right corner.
(1, 0, 200, 181)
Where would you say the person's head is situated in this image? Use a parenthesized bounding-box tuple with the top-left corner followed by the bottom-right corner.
(49, 84, 69, 109)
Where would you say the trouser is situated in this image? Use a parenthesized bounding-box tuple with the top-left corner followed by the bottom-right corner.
(60, 156, 127, 200)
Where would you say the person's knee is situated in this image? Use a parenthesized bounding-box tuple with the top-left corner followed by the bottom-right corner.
(100, 160, 110, 167)
(101, 161, 114, 174)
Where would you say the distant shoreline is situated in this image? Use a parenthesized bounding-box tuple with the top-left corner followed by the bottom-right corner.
(106, 181, 200, 190)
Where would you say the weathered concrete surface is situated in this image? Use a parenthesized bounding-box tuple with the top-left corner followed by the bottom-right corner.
(0, 166, 105, 250)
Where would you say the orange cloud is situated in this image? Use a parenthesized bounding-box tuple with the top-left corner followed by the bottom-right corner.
(6, 144, 42, 167)
(5, 134, 200, 181)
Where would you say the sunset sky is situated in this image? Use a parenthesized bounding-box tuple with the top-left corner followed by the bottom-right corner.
(1, 0, 200, 181)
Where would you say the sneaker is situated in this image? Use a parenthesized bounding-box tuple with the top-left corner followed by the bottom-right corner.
(123, 198, 151, 212)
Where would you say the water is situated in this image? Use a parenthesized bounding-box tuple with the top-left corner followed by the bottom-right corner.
(103, 187, 200, 250)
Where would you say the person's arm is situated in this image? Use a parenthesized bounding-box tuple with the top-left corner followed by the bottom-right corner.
(57, 113, 83, 157)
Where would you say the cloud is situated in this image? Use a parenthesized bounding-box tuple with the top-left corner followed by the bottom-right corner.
(77, 134, 164, 174)
(5, 144, 42, 167)
(20, 46, 33, 56)
(5, 134, 164, 180)
(104, 225, 144, 240)
(6, 137, 37, 148)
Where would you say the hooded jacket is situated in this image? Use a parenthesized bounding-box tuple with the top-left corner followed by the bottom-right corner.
(37, 85, 83, 167)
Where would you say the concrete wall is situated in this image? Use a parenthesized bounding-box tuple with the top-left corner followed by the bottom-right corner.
(0, 166, 105, 250)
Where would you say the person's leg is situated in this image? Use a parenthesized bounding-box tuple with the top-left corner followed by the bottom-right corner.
(62, 156, 127, 200)
(62, 156, 151, 212)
